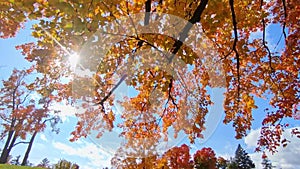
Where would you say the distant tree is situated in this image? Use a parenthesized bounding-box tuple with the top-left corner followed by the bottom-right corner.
(54, 159, 79, 169)
(262, 158, 273, 169)
(216, 157, 228, 169)
(234, 144, 255, 169)
(162, 144, 191, 169)
(21, 114, 61, 166)
(111, 144, 224, 169)
(194, 147, 217, 169)
(227, 160, 238, 169)
(261, 153, 274, 169)
(10, 155, 21, 165)
(37, 158, 51, 168)
(111, 145, 189, 169)
(0, 69, 36, 163)
(0, 68, 59, 164)
(23, 160, 34, 167)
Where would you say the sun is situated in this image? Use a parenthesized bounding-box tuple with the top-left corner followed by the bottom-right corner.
(40, 26, 80, 71)
(68, 52, 80, 69)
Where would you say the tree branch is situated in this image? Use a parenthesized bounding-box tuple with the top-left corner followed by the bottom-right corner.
(95, 0, 208, 120)
(144, 0, 151, 26)
(95, 74, 127, 112)
(261, 0, 274, 72)
(88, 0, 94, 11)
(133, 35, 165, 55)
(229, 0, 241, 102)
(13, 141, 29, 147)
(134, 0, 152, 50)
(20, 91, 31, 105)
(155, 78, 178, 130)
(94, 36, 165, 114)
(168, 0, 208, 63)
(282, 0, 287, 39)
(168, 79, 178, 109)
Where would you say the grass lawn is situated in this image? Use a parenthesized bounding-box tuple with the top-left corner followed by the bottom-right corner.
(0, 164, 44, 169)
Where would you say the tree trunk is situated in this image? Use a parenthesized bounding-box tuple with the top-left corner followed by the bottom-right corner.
(7, 131, 18, 156)
(0, 117, 16, 164)
(0, 130, 15, 163)
(21, 131, 37, 166)
(1, 94, 17, 164)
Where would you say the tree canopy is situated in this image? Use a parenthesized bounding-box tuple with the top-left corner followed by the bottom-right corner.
(0, 0, 299, 160)
(0, 68, 61, 164)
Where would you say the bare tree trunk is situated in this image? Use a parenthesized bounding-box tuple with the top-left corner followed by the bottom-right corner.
(0, 117, 16, 164)
(0, 131, 18, 164)
(0, 129, 15, 163)
(21, 131, 37, 166)
(6, 132, 18, 157)
(1, 87, 18, 164)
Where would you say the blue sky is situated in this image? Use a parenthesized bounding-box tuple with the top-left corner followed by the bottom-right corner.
(0, 21, 299, 169)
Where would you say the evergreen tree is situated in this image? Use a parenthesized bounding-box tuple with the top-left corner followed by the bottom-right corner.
(261, 154, 273, 169)
(234, 144, 255, 169)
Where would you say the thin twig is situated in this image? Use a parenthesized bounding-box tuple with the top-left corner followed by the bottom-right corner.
(95, 74, 127, 112)
(261, 0, 274, 72)
(282, 0, 287, 39)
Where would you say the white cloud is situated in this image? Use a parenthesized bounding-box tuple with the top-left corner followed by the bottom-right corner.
(244, 129, 260, 148)
(216, 152, 233, 161)
(244, 127, 300, 169)
(50, 103, 77, 122)
(40, 134, 47, 142)
(52, 140, 113, 168)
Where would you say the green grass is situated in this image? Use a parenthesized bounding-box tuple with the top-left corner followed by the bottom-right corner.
(0, 164, 44, 169)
